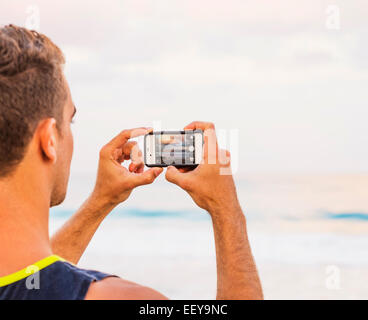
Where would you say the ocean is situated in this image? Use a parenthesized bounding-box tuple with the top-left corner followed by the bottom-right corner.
(50, 173, 368, 299)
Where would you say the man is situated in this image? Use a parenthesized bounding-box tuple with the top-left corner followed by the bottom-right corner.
(0, 25, 263, 300)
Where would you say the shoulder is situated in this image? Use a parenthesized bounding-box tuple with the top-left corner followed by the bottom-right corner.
(85, 276, 168, 300)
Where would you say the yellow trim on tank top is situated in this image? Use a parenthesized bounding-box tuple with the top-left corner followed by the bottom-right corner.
(0, 255, 65, 287)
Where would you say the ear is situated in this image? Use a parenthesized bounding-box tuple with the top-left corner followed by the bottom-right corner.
(38, 118, 58, 164)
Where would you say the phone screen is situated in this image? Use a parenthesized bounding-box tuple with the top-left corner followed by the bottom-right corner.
(145, 131, 202, 166)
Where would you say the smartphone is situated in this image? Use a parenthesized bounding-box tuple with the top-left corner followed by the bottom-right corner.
(144, 130, 203, 167)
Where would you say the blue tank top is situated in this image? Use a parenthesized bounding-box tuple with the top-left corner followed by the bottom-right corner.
(0, 255, 115, 300)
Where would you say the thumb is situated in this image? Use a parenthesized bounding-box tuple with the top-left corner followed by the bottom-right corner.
(130, 167, 163, 187)
(165, 166, 189, 190)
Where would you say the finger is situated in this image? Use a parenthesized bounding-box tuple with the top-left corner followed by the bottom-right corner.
(137, 163, 145, 173)
(107, 127, 152, 150)
(127, 142, 143, 165)
(183, 122, 217, 163)
(165, 166, 191, 190)
(129, 167, 163, 187)
(129, 161, 144, 173)
(122, 141, 137, 156)
(116, 141, 139, 163)
(218, 149, 231, 167)
(178, 167, 193, 173)
(184, 121, 215, 131)
(203, 129, 218, 164)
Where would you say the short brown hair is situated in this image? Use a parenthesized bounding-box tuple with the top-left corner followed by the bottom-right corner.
(0, 25, 66, 177)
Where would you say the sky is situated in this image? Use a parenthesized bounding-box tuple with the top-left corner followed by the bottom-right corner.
(1, 0, 367, 174)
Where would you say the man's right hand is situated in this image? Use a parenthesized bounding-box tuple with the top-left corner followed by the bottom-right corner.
(166, 121, 263, 300)
(165, 121, 240, 216)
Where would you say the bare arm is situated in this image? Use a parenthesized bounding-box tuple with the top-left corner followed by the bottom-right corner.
(51, 127, 163, 264)
(210, 203, 262, 299)
(85, 277, 168, 300)
(165, 121, 263, 300)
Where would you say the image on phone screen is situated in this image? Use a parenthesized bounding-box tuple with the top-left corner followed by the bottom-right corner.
(145, 130, 203, 167)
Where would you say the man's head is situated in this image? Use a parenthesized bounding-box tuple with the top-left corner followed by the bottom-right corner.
(0, 25, 75, 206)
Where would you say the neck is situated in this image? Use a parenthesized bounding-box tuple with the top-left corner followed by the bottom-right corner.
(0, 164, 52, 276)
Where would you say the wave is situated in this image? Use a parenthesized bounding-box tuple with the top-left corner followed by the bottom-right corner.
(116, 208, 208, 220)
(51, 208, 368, 222)
(50, 207, 209, 220)
(324, 212, 368, 221)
